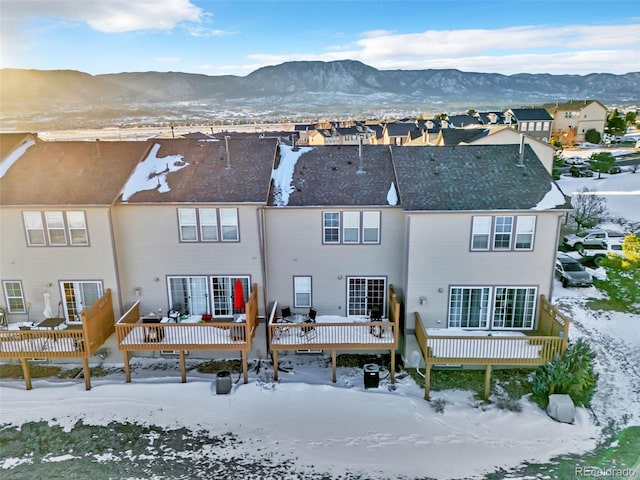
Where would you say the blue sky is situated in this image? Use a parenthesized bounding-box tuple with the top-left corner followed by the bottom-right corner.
(1, 0, 639, 76)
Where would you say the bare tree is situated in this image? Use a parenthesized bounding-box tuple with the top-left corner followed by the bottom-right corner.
(571, 187, 608, 230)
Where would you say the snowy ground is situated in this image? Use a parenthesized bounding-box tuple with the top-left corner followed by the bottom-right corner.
(1, 147, 638, 480)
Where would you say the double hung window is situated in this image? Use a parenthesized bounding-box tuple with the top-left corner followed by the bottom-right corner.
(23, 211, 88, 246)
(2, 281, 26, 313)
(323, 211, 380, 244)
(471, 216, 536, 251)
(178, 208, 238, 242)
(293, 276, 312, 308)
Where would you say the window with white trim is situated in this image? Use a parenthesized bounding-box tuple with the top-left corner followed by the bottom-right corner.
(294, 276, 312, 308)
(323, 212, 340, 243)
(493, 216, 513, 250)
(515, 216, 536, 250)
(363, 211, 381, 243)
(61, 281, 103, 323)
(471, 215, 537, 252)
(492, 287, 537, 329)
(211, 276, 249, 316)
(343, 212, 360, 243)
(323, 211, 381, 245)
(471, 216, 491, 250)
(23, 211, 88, 246)
(448, 287, 490, 328)
(2, 281, 26, 313)
(177, 208, 238, 242)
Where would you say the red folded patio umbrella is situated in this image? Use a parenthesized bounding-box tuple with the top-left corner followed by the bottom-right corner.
(233, 279, 245, 313)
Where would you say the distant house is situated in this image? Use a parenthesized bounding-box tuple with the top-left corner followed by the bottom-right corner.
(504, 108, 553, 142)
(543, 100, 607, 144)
(294, 124, 314, 145)
(446, 114, 482, 128)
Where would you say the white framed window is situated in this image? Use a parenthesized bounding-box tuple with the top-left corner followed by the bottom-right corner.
(199, 208, 218, 241)
(343, 211, 360, 243)
(347, 277, 386, 316)
(45, 211, 67, 245)
(23, 211, 88, 247)
(471, 216, 491, 250)
(448, 287, 490, 329)
(543, 121, 550, 131)
(323, 212, 340, 243)
(178, 208, 238, 242)
(535, 121, 542, 131)
(220, 208, 239, 241)
(178, 208, 198, 241)
(520, 122, 528, 131)
(168, 276, 208, 315)
(493, 216, 513, 250)
(210, 275, 250, 317)
(323, 211, 381, 245)
(363, 211, 381, 244)
(3, 281, 26, 313)
(60, 281, 103, 323)
(515, 216, 536, 250)
(23, 211, 45, 245)
(294, 276, 312, 308)
(66, 211, 89, 245)
(492, 287, 537, 330)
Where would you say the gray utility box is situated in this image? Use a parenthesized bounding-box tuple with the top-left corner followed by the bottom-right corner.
(215, 370, 232, 394)
(363, 364, 380, 389)
(547, 394, 575, 423)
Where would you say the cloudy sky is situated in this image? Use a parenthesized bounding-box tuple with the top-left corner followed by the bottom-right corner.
(1, 0, 638, 76)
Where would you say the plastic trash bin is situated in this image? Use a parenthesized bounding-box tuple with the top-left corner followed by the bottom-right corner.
(215, 370, 232, 394)
(363, 364, 380, 389)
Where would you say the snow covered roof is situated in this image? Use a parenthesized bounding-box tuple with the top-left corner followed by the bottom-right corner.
(118, 137, 278, 204)
(391, 144, 570, 211)
(0, 140, 149, 206)
(268, 145, 399, 207)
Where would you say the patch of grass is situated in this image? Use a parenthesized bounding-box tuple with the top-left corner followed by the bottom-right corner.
(586, 297, 632, 313)
(405, 367, 534, 403)
(484, 426, 640, 479)
(195, 359, 242, 374)
(335, 353, 395, 370)
(0, 363, 80, 379)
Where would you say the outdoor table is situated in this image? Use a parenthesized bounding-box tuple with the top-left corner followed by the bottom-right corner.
(37, 317, 66, 330)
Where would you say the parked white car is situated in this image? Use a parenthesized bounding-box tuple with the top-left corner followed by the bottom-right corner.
(564, 156, 586, 165)
(579, 239, 624, 266)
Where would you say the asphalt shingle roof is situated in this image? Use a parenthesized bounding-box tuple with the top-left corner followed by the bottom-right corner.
(507, 108, 553, 121)
(0, 140, 149, 206)
(119, 137, 278, 204)
(268, 145, 397, 207)
(391, 144, 565, 211)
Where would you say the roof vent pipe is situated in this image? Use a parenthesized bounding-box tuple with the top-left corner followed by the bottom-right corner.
(517, 134, 525, 167)
(224, 136, 231, 169)
(357, 138, 365, 174)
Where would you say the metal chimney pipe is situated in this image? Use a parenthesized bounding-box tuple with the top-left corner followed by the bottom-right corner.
(224, 136, 231, 169)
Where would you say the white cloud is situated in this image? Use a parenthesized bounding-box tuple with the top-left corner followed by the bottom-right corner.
(244, 23, 640, 75)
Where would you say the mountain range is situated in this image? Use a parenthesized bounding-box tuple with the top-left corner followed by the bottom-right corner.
(1, 60, 639, 129)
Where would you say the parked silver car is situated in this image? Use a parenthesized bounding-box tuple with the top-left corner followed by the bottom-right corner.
(555, 254, 593, 287)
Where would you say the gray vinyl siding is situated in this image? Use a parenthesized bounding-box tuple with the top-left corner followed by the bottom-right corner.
(112, 204, 265, 316)
(264, 207, 405, 316)
(0, 206, 119, 321)
(404, 211, 562, 330)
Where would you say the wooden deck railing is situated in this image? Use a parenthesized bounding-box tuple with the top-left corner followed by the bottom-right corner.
(269, 284, 401, 383)
(116, 283, 259, 384)
(414, 295, 570, 400)
(0, 289, 115, 390)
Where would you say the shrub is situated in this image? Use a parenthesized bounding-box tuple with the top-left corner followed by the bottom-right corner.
(595, 234, 640, 313)
(531, 339, 598, 409)
(585, 128, 601, 144)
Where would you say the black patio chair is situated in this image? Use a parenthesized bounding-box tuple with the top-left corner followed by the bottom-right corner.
(302, 308, 317, 340)
(369, 306, 383, 338)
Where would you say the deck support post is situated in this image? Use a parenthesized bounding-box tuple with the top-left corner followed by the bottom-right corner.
(331, 350, 337, 383)
(484, 364, 492, 400)
(424, 362, 431, 400)
(272, 351, 279, 381)
(20, 358, 32, 390)
(123, 351, 132, 383)
(242, 350, 248, 384)
(82, 356, 91, 390)
(180, 350, 186, 383)
(390, 349, 396, 383)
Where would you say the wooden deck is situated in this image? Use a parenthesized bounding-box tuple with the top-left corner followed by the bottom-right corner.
(115, 283, 259, 384)
(415, 294, 570, 400)
(0, 289, 115, 390)
(268, 285, 400, 383)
